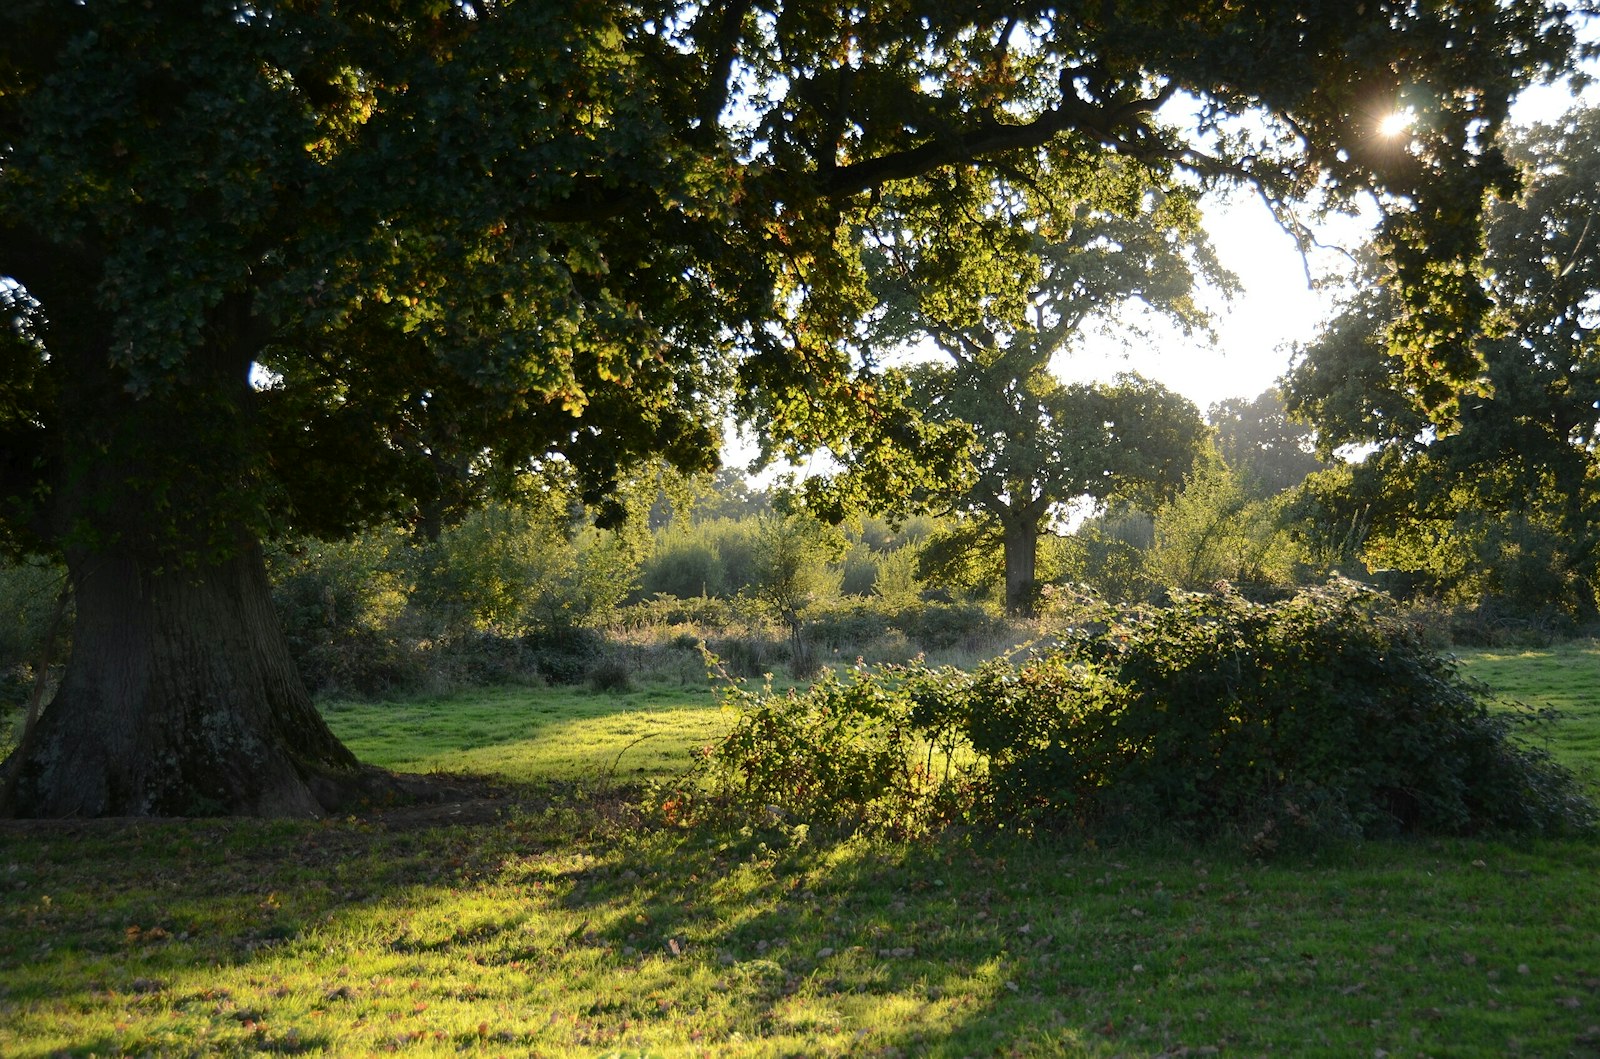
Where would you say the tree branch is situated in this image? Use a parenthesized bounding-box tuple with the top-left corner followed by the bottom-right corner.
(817, 83, 1177, 200)
(693, 0, 757, 137)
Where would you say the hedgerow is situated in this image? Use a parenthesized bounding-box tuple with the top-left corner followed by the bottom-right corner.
(689, 580, 1594, 848)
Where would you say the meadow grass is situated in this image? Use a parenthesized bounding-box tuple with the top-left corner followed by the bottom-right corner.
(320, 678, 730, 786)
(1, 650, 1597, 1057)
(1455, 638, 1600, 786)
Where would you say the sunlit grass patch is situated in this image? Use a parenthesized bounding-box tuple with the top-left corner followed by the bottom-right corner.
(321, 679, 730, 785)
(1457, 639, 1600, 787)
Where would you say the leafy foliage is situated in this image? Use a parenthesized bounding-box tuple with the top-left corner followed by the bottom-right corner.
(696, 663, 967, 839)
(1148, 452, 1302, 593)
(265, 531, 418, 696)
(698, 582, 1594, 846)
(1284, 105, 1600, 621)
(421, 495, 641, 638)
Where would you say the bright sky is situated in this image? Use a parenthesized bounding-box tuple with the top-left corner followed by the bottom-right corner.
(1055, 73, 1600, 414)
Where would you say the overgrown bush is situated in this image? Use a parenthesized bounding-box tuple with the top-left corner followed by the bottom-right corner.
(588, 656, 634, 693)
(895, 601, 1004, 652)
(520, 626, 608, 685)
(1148, 455, 1301, 592)
(705, 635, 777, 679)
(611, 594, 751, 633)
(638, 525, 724, 599)
(693, 581, 1594, 847)
(265, 531, 418, 696)
(692, 665, 964, 837)
(421, 499, 639, 637)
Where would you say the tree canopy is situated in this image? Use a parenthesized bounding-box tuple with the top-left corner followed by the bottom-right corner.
(0, 0, 1585, 816)
(1285, 104, 1600, 616)
(1209, 391, 1329, 500)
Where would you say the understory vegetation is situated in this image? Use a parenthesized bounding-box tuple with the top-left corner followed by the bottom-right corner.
(689, 581, 1594, 850)
(3, 464, 1596, 850)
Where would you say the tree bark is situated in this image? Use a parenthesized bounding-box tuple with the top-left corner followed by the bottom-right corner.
(1002, 516, 1039, 617)
(0, 280, 364, 817)
(2, 539, 360, 817)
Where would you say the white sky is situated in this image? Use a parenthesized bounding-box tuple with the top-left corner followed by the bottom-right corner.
(1054, 73, 1600, 413)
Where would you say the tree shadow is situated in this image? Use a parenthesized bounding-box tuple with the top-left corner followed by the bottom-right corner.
(10, 793, 1598, 1057)
(0, 798, 1177, 1057)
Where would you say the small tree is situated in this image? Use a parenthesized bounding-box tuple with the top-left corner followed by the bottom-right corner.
(1150, 453, 1300, 592)
(749, 511, 846, 676)
(424, 488, 644, 638)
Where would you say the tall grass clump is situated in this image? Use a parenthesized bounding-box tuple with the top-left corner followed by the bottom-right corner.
(689, 580, 1594, 848)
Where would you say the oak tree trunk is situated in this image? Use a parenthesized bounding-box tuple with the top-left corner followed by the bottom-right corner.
(1002, 517, 1039, 617)
(3, 540, 359, 816)
(0, 294, 363, 817)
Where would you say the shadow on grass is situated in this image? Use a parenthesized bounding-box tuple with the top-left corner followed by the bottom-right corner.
(5, 790, 1600, 1057)
(0, 797, 1164, 1057)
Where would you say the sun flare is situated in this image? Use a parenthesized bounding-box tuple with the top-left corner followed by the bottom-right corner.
(1379, 110, 1415, 138)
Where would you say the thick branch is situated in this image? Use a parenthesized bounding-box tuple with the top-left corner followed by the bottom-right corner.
(818, 84, 1176, 199)
(694, 0, 757, 136)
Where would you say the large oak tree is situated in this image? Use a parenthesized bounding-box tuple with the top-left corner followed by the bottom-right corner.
(821, 152, 1221, 614)
(0, 0, 1581, 816)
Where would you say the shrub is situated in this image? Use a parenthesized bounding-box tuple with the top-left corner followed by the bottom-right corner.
(638, 526, 724, 599)
(612, 594, 748, 632)
(693, 580, 1594, 847)
(961, 581, 1593, 841)
(265, 531, 415, 696)
(0, 557, 70, 719)
(895, 601, 1003, 652)
(520, 625, 607, 685)
(806, 599, 895, 653)
(706, 636, 774, 680)
(588, 656, 634, 694)
(839, 542, 879, 597)
(694, 664, 963, 837)
(423, 499, 638, 636)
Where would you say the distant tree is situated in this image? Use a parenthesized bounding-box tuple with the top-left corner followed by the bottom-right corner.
(913, 371, 1209, 613)
(1209, 391, 1329, 499)
(1284, 106, 1600, 616)
(814, 149, 1224, 614)
(689, 470, 774, 525)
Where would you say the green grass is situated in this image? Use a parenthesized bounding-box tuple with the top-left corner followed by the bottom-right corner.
(321, 678, 730, 785)
(1, 652, 1598, 1057)
(1456, 639, 1600, 789)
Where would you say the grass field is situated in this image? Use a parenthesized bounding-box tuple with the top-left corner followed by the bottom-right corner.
(1, 644, 1597, 1057)
(320, 679, 729, 786)
(1456, 639, 1600, 786)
